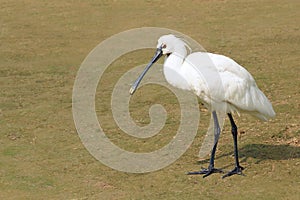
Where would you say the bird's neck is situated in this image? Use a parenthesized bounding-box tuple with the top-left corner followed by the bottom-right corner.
(163, 50, 190, 90)
(164, 47, 188, 69)
(164, 52, 185, 69)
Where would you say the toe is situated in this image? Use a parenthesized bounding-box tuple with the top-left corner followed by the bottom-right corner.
(222, 166, 245, 178)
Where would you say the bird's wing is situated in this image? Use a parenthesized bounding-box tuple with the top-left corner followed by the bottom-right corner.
(211, 54, 275, 120)
(183, 52, 275, 120)
(181, 52, 244, 110)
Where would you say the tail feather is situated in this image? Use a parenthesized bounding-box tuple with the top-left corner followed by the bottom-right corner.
(249, 87, 275, 120)
(233, 85, 275, 121)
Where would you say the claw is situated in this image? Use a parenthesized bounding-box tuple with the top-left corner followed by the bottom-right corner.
(187, 166, 224, 178)
(222, 166, 245, 178)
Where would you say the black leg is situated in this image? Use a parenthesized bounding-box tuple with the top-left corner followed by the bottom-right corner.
(187, 111, 224, 177)
(222, 113, 244, 178)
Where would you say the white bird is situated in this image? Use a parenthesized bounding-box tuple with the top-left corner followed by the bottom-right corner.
(129, 34, 275, 178)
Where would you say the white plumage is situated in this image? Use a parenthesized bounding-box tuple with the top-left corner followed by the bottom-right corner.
(159, 34, 275, 121)
(130, 34, 275, 178)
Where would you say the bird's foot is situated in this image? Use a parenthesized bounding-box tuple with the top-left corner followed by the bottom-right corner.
(187, 166, 224, 178)
(222, 165, 245, 179)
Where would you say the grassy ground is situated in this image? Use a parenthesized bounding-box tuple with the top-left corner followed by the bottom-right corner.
(1, 0, 299, 199)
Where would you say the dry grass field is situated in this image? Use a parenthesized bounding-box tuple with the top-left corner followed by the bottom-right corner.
(1, 0, 299, 199)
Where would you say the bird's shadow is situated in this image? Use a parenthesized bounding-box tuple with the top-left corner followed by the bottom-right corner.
(197, 144, 300, 167)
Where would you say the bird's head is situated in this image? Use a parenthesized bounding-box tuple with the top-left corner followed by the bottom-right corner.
(156, 34, 191, 56)
(129, 34, 190, 95)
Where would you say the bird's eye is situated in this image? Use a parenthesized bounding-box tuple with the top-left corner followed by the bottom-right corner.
(162, 44, 167, 48)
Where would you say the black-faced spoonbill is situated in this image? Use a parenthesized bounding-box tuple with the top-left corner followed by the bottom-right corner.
(129, 34, 275, 178)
